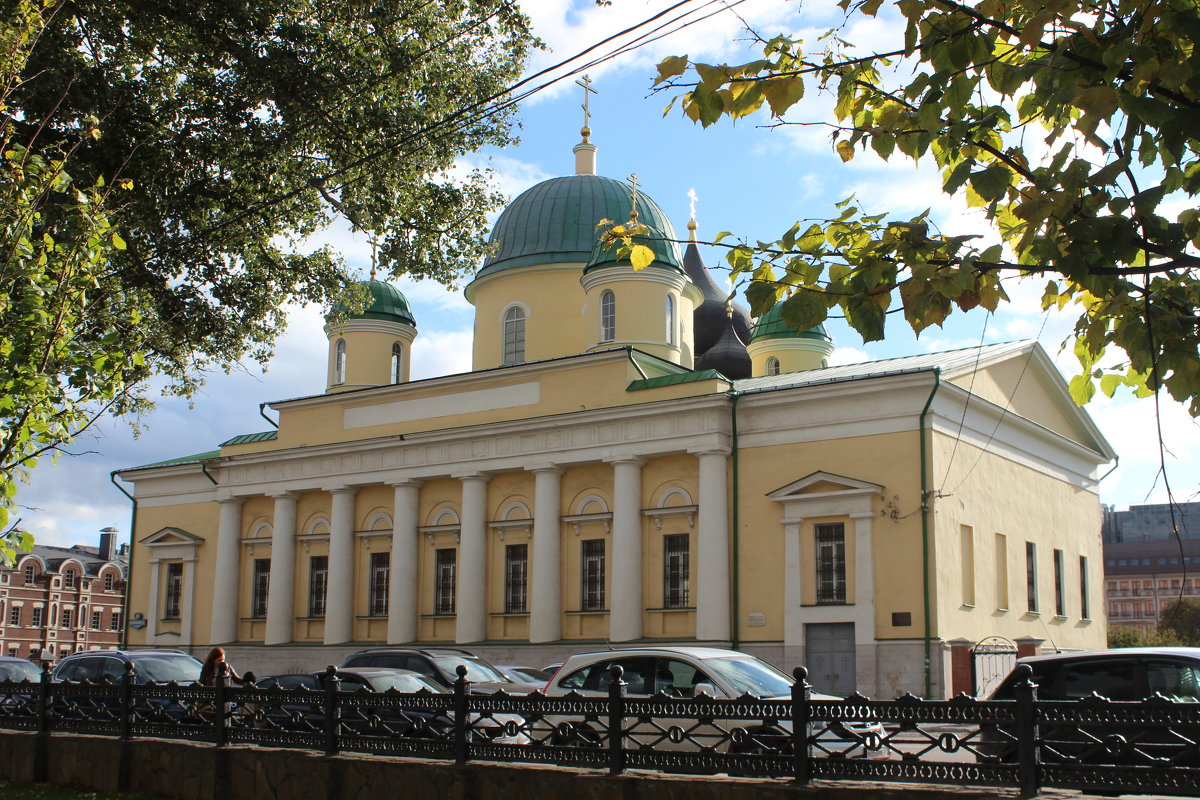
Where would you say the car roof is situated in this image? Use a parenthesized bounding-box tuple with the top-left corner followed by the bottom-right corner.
(346, 648, 477, 658)
(1020, 647, 1200, 664)
(563, 646, 763, 661)
(325, 667, 428, 678)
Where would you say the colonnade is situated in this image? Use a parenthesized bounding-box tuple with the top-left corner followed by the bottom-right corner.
(208, 451, 732, 646)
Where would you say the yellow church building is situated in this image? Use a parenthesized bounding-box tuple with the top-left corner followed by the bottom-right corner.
(116, 128, 1115, 700)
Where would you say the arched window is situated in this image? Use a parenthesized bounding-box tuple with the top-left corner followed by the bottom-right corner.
(503, 307, 525, 365)
(766, 357, 781, 376)
(334, 339, 347, 384)
(600, 290, 616, 343)
(665, 295, 675, 345)
(390, 342, 403, 384)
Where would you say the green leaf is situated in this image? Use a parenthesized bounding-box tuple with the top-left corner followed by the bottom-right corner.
(654, 55, 690, 86)
(1069, 374, 1096, 406)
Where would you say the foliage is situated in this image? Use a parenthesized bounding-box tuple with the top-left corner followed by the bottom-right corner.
(653, 0, 1200, 412)
(0, 0, 534, 557)
(1107, 623, 1181, 648)
(0, 781, 171, 800)
(1157, 598, 1200, 646)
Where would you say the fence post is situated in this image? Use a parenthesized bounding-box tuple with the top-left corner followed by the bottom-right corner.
(323, 666, 340, 757)
(453, 665, 470, 766)
(606, 665, 626, 776)
(1013, 663, 1040, 798)
(119, 662, 135, 742)
(212, 662, 228, 747)
(791, 666, 812, 785)
(33, 663, 50, 782)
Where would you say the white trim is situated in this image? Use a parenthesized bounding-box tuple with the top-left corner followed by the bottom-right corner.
(305, 517, 331, 536)
(499, 301, 532, 322)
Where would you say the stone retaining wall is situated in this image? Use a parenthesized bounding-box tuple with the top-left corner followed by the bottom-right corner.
(0, 730, 1023, 800)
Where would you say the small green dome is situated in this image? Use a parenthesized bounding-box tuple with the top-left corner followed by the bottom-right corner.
(477, 175, 679, 278)
(583, 225, 684, 274)
(339, 279, 416, 326)
(750, 302, 830, 343)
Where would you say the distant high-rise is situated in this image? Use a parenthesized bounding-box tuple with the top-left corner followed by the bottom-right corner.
(1102, 502, 1200, 543)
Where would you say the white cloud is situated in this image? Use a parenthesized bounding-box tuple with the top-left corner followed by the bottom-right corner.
(830, 346, 869, 365)
(411, 329, 475, 380)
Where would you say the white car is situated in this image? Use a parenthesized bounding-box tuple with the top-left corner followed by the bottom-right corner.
(542, 646, 882, 755)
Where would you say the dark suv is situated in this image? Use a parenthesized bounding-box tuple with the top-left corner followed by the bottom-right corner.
(340, 648, 540, 694)
(52, 649, 203, 684)
(989, 647, 1200, 702)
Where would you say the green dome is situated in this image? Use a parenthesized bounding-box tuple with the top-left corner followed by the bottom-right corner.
(340, 279, 416, 326)
(583, 225, 683, 273)
(750, 302, 830, 343)
(477, 175, 679, 278)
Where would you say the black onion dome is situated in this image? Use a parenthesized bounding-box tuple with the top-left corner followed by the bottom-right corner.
(694, 318, 751, 379)
(683, 241, 751, 357)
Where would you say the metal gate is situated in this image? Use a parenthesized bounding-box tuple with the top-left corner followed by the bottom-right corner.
(970, 636, 1017, 698)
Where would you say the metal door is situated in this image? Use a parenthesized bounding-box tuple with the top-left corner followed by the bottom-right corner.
(805, 622, 856, 696)
(971, 636, 1017, 698)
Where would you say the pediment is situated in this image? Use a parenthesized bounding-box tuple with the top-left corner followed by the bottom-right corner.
(139, 527, 202, 546)
(767, 471, 883, 501)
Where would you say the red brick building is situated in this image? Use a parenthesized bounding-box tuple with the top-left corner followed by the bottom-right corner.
(0, 530, 128, 664)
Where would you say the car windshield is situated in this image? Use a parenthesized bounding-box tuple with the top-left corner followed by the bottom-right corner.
(133, 655, 202, 683)
(369, 674, 445, 693)
(703, 657, 794, 698)
(431, 655, 507, 683)
(0, 662, 39, 682)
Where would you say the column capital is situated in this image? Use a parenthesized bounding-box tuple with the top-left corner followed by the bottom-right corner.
(689, 447, 731, 458)
(849, 511, 876, 520)
(453, 471, 490, 483)
(268, 490, 300, 501)
(324, 485, 358, 497)
(216, 493, 245, 505)
(388, 478, 424, 489)
(528, 463, 563, 475)
(604, 455, 645, 467)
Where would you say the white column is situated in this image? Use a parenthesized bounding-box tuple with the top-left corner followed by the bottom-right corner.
(324, 488, 357, 644)
(387, 480, 422, 643)
(851, 511, 877, 646)
(181, 557, 197, 646)
(696, 449, 731, 641)
(530, 465, 563, 643)
(146, 558, 161, 641)
(265, 493, 298, 645)
(609, 457, 644, 641)
(210, 498, 244, 644)
(783, 519, 804, 648)
(456, 473, 489, 643)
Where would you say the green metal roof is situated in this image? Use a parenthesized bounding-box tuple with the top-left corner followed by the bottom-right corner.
(220, 431, 278, 446)
(584, 224, 684, 274)
(627, 369, 727, 391)
(129, 450, 221, 470)
(476, 175, 680, 278)
(332, 279, 416, 326)
(750, 302, 832, 343)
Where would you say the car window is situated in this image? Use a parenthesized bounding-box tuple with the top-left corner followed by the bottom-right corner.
(430, 655, 506, 684)
(1055, 659, 1139, 700)
(369, 674, 444, 693)
(132, 655, 202, 684)
(338, 678, 368, 692)
(557, 657, 655, 694)
(703, 657, 793, 698)
(97, 658, 126, 682)
(273, 675, 321, 690)
(67, 658, 101, 682)
(403, 658, 440, 680)
(989, 662, 1058, 700)
(0, 662, 39, 682)
(655, 659, 713, 698)
(1145, 660, 1200, 701)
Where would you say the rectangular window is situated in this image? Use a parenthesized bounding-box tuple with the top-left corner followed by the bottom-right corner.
(369, 552, 389, 617)
(1080, 556, 1091, 620)
(581, 539, 606, 611)
(995, 533, 1009, 610)
(91, 611, 102, 630)
(110, 611, 121, 631)
(1026, 541, 1039, 614)
(663, 534, 690, 608)
(61, 609, 72, 628)
(1054, 548, 1066, 617)
(163, 562, 184, 620)
(104, 573, 114, 592)
(31, 607, 43, 627)
(504, 544, 528, 614)
(308, 556, 328, 618)
(434, 549, 456, 616)
(960, 525, 975, 606)
(23, 565, 34, 585)
(8, 607, 19, 626)
(63, 571, 75, 589)
(251, 559, 270, 619)
(6, 647, 15, 658)
(815, 523, 846, 604)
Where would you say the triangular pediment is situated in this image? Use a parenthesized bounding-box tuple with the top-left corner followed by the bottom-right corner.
(139, 527, 202, 546)
(767, 471, 883, 500)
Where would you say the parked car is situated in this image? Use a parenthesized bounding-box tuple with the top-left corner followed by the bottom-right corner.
(340, 648, 540, 694)
(52, 649, 203, 684)
(254, 667, 528, 743)
(542, 646, 883, 755)
(0, 657, 41, 683)
(982, 647, 1200, 765)
(497, 665, 551, 685)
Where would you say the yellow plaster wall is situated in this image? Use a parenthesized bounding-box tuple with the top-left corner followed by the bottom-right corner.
(735, 431, 924, 643)
(952, 359, 1084, 446)
(417, 479, 460, 641)
(484, 472, 534, 640)
(469, 268, 586, 370)
(749, 345, 830, 377)
(326, 326, 413, 392)
(560, 464, 612, 638)
(930, 432, 1106, 651)
(640, 454, 699, 637)
(582, 275, 686, 364)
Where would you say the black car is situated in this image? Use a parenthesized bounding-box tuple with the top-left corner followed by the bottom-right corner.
(340, 648, 540, 694)
(0, 657, 41, 683)
(52, 649, 203, 684)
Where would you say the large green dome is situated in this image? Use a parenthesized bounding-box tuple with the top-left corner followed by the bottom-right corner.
(583, 225, 683, 273)
(750, 302, 830, 343)
(477, 175, 679, 278)
(338, 279, 416, 326)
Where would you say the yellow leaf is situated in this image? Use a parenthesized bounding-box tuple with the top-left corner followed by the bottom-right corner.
(630, 244, 654, 270)
(836, 140, 855, 163)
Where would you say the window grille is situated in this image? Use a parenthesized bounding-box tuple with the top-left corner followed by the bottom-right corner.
(164, 562, 184, 620)
(581, 539, 605, 611)
(252, 559, 270, 619)
(369, 552, 389, 616)
(308, 556, 328, 618)
(434, 549, 456, 615)
(504, 544, 528, 613)
(663, 534, 690, 608)
(815, 523, 846, 604)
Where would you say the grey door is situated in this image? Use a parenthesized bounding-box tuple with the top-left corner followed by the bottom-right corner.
(806, 622, 856, 696)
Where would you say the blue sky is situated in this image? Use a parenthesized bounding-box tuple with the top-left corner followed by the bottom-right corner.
(17, 0, 1198, 550)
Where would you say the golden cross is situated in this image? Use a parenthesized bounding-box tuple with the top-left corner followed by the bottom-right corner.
(627, 173, 641, 222)
(575, 74, 597, 132)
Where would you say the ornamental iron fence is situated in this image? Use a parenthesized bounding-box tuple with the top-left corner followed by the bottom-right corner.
(0, 663, 1197, 798)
